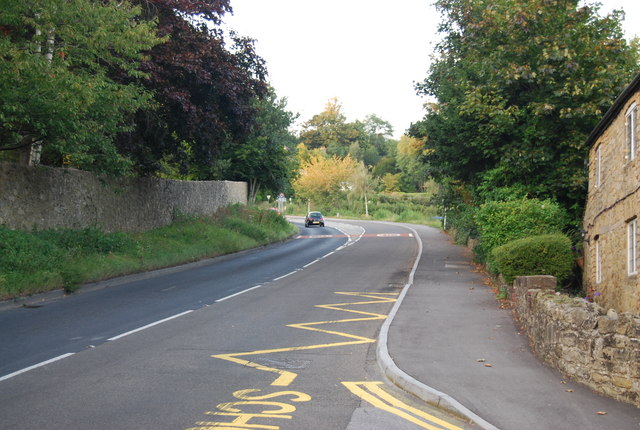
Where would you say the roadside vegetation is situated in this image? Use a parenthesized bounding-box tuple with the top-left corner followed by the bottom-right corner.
(0, 206, 297, 301)
(401, 0, 639, 297)
(283, 193, 440, 228)
(2, 0, 639, 302)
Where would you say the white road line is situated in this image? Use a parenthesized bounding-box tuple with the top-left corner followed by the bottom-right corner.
(303, 259, 320, 268)
(215, 285, 262, 303)
(274, 270, 299, 281)
(0, 353, 75, 382)
(108, 310, 194, 341)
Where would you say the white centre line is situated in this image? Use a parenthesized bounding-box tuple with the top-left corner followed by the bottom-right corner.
(303, 259, 320, 268)
(108, 310, 194, 341)
(274, 270, 299, 281)
(0, 353, 75, 382)
(215, 285, 262, 303)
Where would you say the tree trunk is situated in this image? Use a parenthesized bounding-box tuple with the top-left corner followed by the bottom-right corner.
(17, 136, 38, 166)
(248, 178, 259, 204)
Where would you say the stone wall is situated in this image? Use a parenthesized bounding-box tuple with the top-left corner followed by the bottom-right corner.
(510, 276, 640, 407)
(0, 163, 247, 233)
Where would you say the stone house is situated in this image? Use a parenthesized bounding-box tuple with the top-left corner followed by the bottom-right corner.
(583, 72, 640, 314)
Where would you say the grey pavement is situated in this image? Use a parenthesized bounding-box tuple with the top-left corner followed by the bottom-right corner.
(379, 224, 640, 430)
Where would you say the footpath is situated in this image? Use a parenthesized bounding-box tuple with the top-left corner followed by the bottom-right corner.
(378, 224, 640, 430)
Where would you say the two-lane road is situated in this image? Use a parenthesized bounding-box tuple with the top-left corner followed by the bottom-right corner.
(0, 219, 473, 430)
(0, 220, 353, 379)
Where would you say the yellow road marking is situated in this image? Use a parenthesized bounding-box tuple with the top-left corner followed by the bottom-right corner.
(192, 293, 400, 429)
(342, 381, 464, 430)
(212, 292, 399, 387)
(187, 389, 312, 430)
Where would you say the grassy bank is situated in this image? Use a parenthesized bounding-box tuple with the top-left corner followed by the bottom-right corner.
(0, 205, 297, 301)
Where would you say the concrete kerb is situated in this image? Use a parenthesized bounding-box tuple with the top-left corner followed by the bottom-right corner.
(376, 223, 500, 430)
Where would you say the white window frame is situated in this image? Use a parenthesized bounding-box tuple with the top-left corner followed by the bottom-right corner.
(626, 103, 637, 162)
(595, 237, 602, 284)
(595, 145, 601, 188)
(628, 218, 638, 276)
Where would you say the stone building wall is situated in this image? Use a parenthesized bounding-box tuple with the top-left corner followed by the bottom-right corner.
(583, 84, 640, 313)
(511, 276, 640, 407)
(0, 163, 247, 233)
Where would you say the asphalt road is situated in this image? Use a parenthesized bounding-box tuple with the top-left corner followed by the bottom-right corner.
(0, 219, 473, 430)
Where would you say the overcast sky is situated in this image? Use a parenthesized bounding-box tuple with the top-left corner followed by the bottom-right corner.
(224, 0, 639, 138)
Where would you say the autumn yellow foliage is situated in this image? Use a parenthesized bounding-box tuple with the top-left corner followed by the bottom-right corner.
(293, 153, 358, 209)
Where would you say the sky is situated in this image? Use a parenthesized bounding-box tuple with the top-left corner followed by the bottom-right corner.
(223, 0, 640, 139)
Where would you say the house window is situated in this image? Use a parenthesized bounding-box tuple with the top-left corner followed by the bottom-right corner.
(595, 145, 601, 188)
(628, 218, 638, 276)
(626, 103, 637, 161)
(595, 237, 602, 284)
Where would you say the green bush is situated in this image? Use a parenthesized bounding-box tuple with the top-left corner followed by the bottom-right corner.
(0, 227, 65, 272)
(491, 233, 575, 284)
(33, 227, 135, 255)
(445, 204, 478, 245)
(475, 198, 568, 257)
(222, 218, 268, 242)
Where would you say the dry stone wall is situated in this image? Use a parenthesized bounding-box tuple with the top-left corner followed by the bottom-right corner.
(510, 276, 640, 407)
(0, 163, 247, 233)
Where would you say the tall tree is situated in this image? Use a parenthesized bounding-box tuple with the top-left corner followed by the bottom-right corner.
(115, 0, 268, 178)
(411, 0, 639, 216)
(396, 135, 430, 192)
(362, 114, 395, 167)
(0, 0, 161, 174)
(299, 98, 364, 156)
(221, 88, 298, 202)
(349, 162, 378, 216)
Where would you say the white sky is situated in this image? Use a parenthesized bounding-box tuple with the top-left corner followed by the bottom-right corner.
(224, 0, 639, 139)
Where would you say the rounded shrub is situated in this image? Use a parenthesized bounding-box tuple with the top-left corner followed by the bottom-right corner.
(491, 233, 575, 284)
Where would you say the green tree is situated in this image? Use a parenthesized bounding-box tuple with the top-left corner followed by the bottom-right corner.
(410, 0, 639, 219)
(299, 98, 348, 150)
(0, 0, 161, 174)
(381, 173, 402, 192)
(396, 135, 430, 192)
(299, 98, 366, 159)
(372, 155, 398, 178)
(221, 88, 298, 202)
(348, 162, 378, 216)
(362, 114, 395, 167)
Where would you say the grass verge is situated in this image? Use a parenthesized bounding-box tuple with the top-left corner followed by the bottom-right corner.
(0, 205, 297, 301)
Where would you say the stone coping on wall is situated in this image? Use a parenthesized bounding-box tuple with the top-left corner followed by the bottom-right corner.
(508, 275, 640, 407)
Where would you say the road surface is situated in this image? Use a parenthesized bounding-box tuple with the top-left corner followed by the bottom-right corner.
(0, 218, 473, 430)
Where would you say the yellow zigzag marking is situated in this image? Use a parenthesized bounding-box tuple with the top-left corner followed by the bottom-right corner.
(212, 292, 399, 387)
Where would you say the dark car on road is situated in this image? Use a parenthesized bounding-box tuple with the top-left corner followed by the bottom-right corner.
(305, 211, 325, 228)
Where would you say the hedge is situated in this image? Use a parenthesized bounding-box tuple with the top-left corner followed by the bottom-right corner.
(491, 233, 575, 284)
(475, 198, 568, 263)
